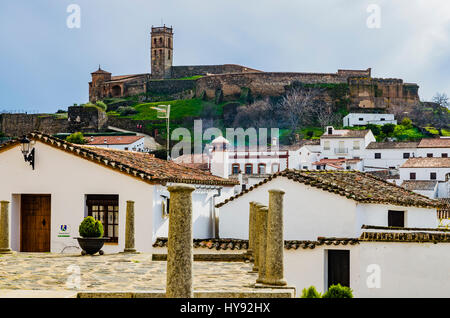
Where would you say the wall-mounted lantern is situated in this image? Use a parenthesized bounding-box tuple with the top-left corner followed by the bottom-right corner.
(20, 136, 35, 170)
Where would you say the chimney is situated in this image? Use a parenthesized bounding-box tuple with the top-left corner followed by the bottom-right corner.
(210, 136, 230, 179)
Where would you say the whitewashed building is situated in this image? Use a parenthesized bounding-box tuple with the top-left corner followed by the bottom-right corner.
(343, 113, 396, 127)
(363, 141, 419, 171)
(319, 126, 376, 160)
(0, 133, 236, 254)
(416, 138, 450, 158)
(216, 169, 449, 297)
(86, 135, 145, 152)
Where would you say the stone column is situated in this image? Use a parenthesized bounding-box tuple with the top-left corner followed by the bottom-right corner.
(252, 203, 265, 272)
(123, 200, 136, 253)
(166, 185, 195, 298)
(265, 189, 287, 286)
(256, 206, 268, 284)
(247, 201, 256, 258)
(0, 201, 12, 254)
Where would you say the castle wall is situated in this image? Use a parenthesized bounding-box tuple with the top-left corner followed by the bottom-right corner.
(68, 106, 107, 132)
(147, 79, 196, 95)
(171, 64, 261, 79)
(0, 114, 69, 137)
(194, 72, 352, 100)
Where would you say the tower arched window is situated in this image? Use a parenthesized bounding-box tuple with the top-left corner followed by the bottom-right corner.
(159, 37, 162, 44)
(154, 38, 156, 45)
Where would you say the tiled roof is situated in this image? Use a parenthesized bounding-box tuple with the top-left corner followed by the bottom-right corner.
(152, 237, 358, 250)
(401, 180, 438, 191)
(401, 157, 450, 168)
(216, 169, 443, 208)
(365, 170, 400, 180)
(359, 231, 450, 243)
(366, 141, 419, 149)
(87, 135, 144, 145)
(418, 138, 450, 148)
(0, 132, 238, 186)
(321, 129, 370, 138)
(312, 158, 362, 169)
(361, 224, 450, 232)
(91, 67, 111, 75)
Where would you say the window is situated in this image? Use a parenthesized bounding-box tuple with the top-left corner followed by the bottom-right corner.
(161, 195, 170, 218)
(359, 118, 364, 121)
(380, 118, 385, 121)
(410, 172, 416, 180)
(86, 195, 119, 243)
(374, 153, 381, 159)
(388, 210, 405, 227)
(403, 153, 410, 159)
(327, 250, 350, 288)
(353, 141, 360, 150)
(324, 141, 330, 150)
(271, 163, 280, 173)
(442, 153, 448, 158)
(232, 164, 240, 174)
(258, 163, 266, 174)
(427, 153, 433, 158)
(430, 172, 437, 180)
(327, 127, 333, 135)
(245, 163, 253, 174)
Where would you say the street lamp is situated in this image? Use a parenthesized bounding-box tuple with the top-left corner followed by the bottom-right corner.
(151, 105, 171, 160)
(20, 136, 35, 170)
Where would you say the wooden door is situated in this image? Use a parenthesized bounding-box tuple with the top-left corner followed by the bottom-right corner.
(21, 194, 51, 252)
(327, 250, 350, 288)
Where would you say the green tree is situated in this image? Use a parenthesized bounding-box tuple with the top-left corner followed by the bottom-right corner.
(301, 286, 321, 298)
(401, 117, 413, 129)
(381, 123, 396, 136)
(66, 132, 86, 144)
(322, 284, 353, 298)
(366, 124, 381, 136)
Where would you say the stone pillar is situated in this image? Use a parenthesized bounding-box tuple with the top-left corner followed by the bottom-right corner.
(123, 200, 136, 253)
(247, 201, 256, 258)
(265, 189, 287, 286)
(166, 185, 195, 298)
(252, 203, 265, 272)
(0, 201, 12, 254)
(256, 206, 268, 284)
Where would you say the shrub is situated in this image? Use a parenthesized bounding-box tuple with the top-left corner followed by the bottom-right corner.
(381, 123, 396, 136)
(301, 286, 321, 298)
(117, 106, 138, 116)
(95, 101, 107, 111)
(79, 216, 104, 238)
(66, 132, 86, 144)
(322, 284, 353, 298)
(366, 124, 381, 136)
(401, 117, 413, 129)
(306, 130, 314, 139)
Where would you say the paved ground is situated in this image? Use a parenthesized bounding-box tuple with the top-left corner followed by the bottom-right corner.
(0, 253, 258, 292)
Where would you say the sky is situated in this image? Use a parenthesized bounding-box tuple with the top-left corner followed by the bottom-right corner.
(0, 0, 449, 113)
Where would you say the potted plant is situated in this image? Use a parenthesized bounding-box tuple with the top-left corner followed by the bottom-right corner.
(75, 216, 109, 255)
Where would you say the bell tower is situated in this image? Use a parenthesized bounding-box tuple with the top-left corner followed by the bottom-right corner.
(151, 25, 173, 79)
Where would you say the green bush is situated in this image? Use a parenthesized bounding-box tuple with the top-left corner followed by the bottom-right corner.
(401, 117, 413, 129)
(95, 101, 107, 111)
(117, 106, 139, 116)
(79, 216, 104, 238)
(66, 132, 86, 144)
(301, 286, 321, 298)
(366, 124, 381, 136)
(322, 284, 353, 298)
(381, 123, 396, 136)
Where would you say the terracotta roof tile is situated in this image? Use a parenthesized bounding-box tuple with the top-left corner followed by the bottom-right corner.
(418, 138, 450, 148)
(366, 141, 419, 149)
(87, 135, 144, 145)
(216, 169, 442, 208)
(321, 129, 370, 138)
(401, 157, 450, 168)
(0, 132, 238, 186)
(401, 180, 438, 191)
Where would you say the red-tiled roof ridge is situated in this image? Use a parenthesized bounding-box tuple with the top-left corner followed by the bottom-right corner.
(215, 169, 443, 208)
(0, 132, 238, 187)
(86, 135, 144, 145)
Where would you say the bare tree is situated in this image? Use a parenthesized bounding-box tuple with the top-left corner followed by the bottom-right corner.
(433, 92, 449, 108)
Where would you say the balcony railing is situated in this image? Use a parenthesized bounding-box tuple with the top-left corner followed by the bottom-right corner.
(334, 148, 348, 154)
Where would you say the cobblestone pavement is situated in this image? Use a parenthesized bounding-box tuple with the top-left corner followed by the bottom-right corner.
(0, 253, 258, 292)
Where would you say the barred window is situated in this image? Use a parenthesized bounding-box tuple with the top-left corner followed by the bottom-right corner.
(86, 195, 119, 243)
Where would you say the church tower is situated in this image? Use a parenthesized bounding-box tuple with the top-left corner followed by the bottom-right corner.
(151, 25, 173, 79)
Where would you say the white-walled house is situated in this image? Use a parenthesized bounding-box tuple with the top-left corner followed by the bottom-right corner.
(319, 126, 376, 160)
(216, 169, 449, 297)
(296, 144, 321, 170)
(416, 138, 450, 158)
(343, 113, 396, 127)
(86, 135, 145, 152)
(363, 141, 419, 171)
(0, 133, 236, 254)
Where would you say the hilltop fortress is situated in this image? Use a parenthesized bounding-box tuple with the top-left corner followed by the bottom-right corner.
(90, 25, 419, 110)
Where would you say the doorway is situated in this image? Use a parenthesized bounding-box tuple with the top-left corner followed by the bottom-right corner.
(327, 250, 350, 288)
(20, 194, 51, 252)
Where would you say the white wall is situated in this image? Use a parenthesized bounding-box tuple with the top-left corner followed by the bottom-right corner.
(400, 167, 450, 182)
(219, 177, 358, 240)
(285, 242, 450, 297)
(343, 113, 396, 127)
(363, 148, 417, 170)
(92, 138, 145, 152)
(416, 148, 450, 158)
